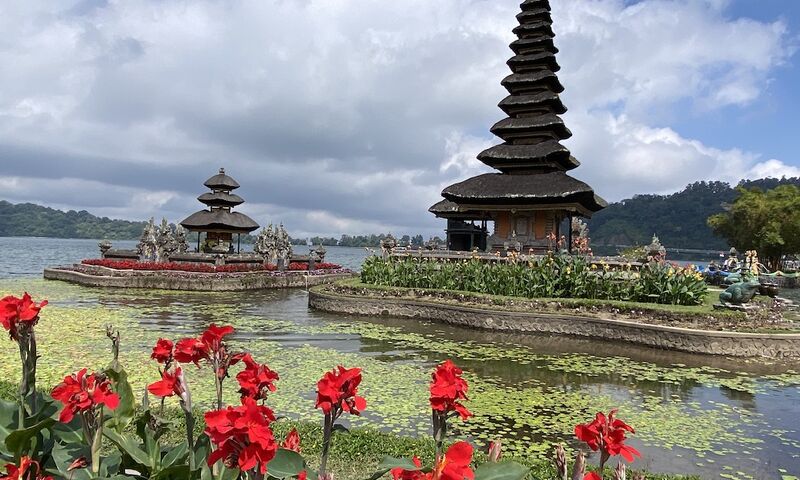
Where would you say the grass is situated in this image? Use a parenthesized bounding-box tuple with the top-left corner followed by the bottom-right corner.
(0, 380, 699, 480)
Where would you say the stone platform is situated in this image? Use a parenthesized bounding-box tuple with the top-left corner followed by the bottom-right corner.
(309, 286, 800, 359)
(44, 265, 356, 292)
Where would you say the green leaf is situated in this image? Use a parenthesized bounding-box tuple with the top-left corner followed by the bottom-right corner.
(161, 441, 188, 469)
(473, 461, 530, 480)
(49, 441, 92, 480)
(105, 366, 136, 434)
(5, 417, 55, 456)
(266, 448, 306, 479)
(103, 428, 153, 469)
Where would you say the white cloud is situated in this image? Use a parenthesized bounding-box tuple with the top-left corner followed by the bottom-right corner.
(0, 0, 795, 237)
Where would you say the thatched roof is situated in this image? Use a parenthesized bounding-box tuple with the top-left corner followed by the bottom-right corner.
(204, 168, 240, 190)
(441, 172, 607, 213)
(498, 91, 566, 116)
(198, 192, 245, 207)
(490, 115, 572, 142)
(521, 0, 551, 11)
(180, 210, 259, 233)
(477, 140, 579, 173)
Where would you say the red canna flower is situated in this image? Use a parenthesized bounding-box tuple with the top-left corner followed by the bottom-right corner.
(575, 410, 641, 464)
(67, 457, 89, 472)
(173, 337, 210, 366)
(0, 293, 47, 341)
(51, 368, 119, 424)
(236, 353, 279, 401)
(434, 441, 474, 480)
(391, 456, 424, 480)
(1, 456, 53, 480)
(151, 338, 174, 364)
(315, 366, 366, 416)
(205, 397, 278, 474)
(200, 324, 234, 353)
(392, 442, 474, 480)
(147, 367, 185, 398)
(297, 471, 307, 480)
(584, 473, 602, 480)
(429, 360, 471, 421)
(281, 428, 301, 453)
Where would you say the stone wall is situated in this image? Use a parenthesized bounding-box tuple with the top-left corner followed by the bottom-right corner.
(308, 288, 800, 359)
(44, 267, 355, 292)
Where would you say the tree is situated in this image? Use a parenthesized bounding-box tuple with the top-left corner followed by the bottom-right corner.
(708, 185, 800, 271)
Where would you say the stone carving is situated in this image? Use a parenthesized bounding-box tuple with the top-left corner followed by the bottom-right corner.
(174, 225, 190, 253)
(313, 243, 327, 262)
(276, 224, 293, 264)
(137, 218, 158, 261)
(155, 218, 179, 262)
(646, 235, 666, 261)
(254, 223, 293, 268)
(98, 239, 112, 258)
(719, 277, 762, 306)
(380, 234, 397, 258)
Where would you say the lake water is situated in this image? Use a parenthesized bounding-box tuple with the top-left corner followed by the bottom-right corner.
(0, 237, 798, 480)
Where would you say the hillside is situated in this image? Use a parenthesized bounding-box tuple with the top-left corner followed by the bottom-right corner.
(587, 177, 800, 250)
(0, 201, 146, 240)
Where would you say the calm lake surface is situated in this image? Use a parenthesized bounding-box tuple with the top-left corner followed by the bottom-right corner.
(0, 237, 798, 480)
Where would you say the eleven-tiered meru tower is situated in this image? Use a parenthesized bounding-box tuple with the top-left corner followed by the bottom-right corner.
(430, 0, 606, 252)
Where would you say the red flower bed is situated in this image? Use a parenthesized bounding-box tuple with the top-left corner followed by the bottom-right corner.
(81, 259, 278, 273)
(288, 262, 342, 271)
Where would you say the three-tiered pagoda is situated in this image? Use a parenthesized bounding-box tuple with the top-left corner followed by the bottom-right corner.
(181, 168, 259, 253)
(430, 0, 606, 252)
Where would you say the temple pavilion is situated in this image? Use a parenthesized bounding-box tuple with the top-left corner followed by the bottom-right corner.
(180, 168, 259, 253)
(429, 0, 606, 253)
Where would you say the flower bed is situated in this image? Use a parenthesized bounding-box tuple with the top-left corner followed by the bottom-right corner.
(0, 292, 648, 480)
(361, 255, 707, 306)
(82, 258, 343, 273)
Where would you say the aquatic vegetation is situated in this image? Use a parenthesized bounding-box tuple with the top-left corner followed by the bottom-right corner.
(0, 279, 798, 479)
(361, 255, 707, 306)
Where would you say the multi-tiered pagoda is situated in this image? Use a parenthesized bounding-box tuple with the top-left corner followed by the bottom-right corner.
(181, 168, 259, 253)
(430, 0, 606, 252)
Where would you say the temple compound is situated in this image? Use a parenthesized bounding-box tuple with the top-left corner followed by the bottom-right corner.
(181, 168, 259, 253)
(429, 0, 606, 252)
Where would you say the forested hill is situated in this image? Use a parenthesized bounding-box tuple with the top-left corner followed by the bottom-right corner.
(0, 201, 146, 240)
(587, 177, 800, 250)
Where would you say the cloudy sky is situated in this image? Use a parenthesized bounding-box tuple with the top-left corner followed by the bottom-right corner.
(1, 0, 798, 238)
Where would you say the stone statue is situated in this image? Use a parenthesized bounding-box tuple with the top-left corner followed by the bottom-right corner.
(313, 243, 327, 262)
(723, 248, 739, 271)
(380, 234, 397, 258)
(646, 235, 666, 261)
(174, 225, 190, 253)
(155, 218, 178, 262)
(98, 239, 112, 258)
(137, 218, 158, 261)
(275, 224, 293, 269)
(254, 224, 276, 260)
(719, 277, 762, 306)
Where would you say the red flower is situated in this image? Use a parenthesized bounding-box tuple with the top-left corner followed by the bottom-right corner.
(297, 471, 307, 480)
(429, 360, 471, 421)
(435, 441, 474, 480)
(315, 366, 366, 416)
(392, 442, 473, 480)
(574, 409, 641, 463)
(51, 369, 120, 424)
(236, 353, 279, 401)
(205, 397, 278, 474)
(151, 338, 174, 364)
(391, 457, 424, 480)
(1, 456, 53, 480)
(173, 337, 210, 366)
(0, 293, 47, 340)
(147, 368, 184, 398)
(281, 428, 301, 453)
(583, 473, 602, 480)
(200, 324, 234, 354)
